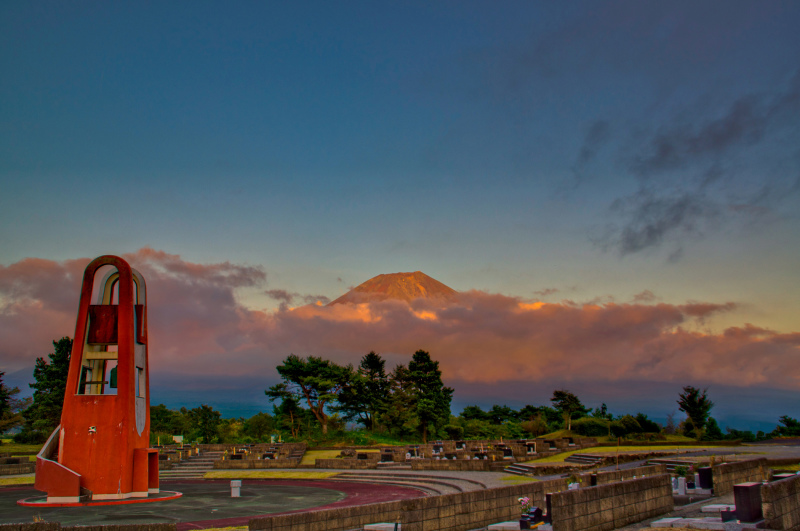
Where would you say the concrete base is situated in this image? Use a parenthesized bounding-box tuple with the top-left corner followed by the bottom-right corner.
(488, 522, 522, 530)
(652, 517, 683, 528)
(651, 517, 765, 531)
(701, 504, 736, 513)
(677, 517, 726, 530)
(18, 491, 183, 507)
(364, 524, 400, 531)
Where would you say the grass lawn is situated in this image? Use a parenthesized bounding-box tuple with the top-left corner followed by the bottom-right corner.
(539, 431, 698, 444)
(300, 449, 378, 466)
(0, 442, 42, 455)
(523, 444, 718, 464)
(0, 474, 35, 486)
(778, 463, 800, 471)
(500, 475, 539, 484)
(205, 470, 338, 480)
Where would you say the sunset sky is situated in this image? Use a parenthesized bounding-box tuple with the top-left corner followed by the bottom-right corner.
(1, 2, 799, 431)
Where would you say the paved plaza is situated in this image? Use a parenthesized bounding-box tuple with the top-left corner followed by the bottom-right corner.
(2, 479, 423, 530)
(1, 441, 797, 530)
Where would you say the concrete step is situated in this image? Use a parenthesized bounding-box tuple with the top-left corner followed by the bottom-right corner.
(504, 464, 537, 476)
(648, 458, 698, 472)
(564, 454, 603, 465)
(327, 476, 445, 495)
(337, 472, 485, 488)
(334, 473, 464, 492)
(376, 463, 412, 470)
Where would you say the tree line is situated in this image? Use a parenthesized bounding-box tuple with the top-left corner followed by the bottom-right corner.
(2, 338, 799, 445)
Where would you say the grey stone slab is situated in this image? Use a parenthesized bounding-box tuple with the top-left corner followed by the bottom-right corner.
(651, 517, 683, 527)
(702, 504, 736, 513)
(487, 522, 521, 530)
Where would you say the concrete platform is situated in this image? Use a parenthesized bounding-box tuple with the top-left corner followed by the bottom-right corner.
(0, 478, 425, 530)
(701, 504, 736, 513)
(487, 522, 522, 530)
(18, 490, 183, 507)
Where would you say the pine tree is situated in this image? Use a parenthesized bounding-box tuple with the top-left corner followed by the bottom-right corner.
(266, 355, 353, 435)
(677, 386, 714, 440)
(408, 350, 453, 443)
(379, 364, 419, 441)
(336, 351, 390, 430)
(550, 389, 588, 431)
(15, 337, 72, 443)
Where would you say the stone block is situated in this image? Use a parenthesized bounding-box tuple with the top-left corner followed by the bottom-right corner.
(582, 510, 600, 529)
(422, 508, 438, 521)
(584, 487, 601, 502)
(554, 518, 575, 531)
(685, 518, 726, 530)
(701, 504, 736, 513)
(340, 516, 358, 528)
(454, 513, 470, 527)
(420, 518, 438, 531)
(651, 517, 683, 528)
(438, 504, 454, 518)
(486, 523, 520, 531)
(573, 514, 590, 530)
(438, 515, 455, 529)
(401, 499, 421, 511)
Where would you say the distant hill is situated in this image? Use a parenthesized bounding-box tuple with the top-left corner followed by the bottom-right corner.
(328, 271, 458, 305)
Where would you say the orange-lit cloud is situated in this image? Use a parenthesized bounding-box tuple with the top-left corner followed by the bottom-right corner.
(1, 249, 798, 394)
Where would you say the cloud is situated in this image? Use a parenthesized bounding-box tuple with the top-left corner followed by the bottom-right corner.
(596, 72, 800, 258)
(2, 251, 798, 400)
(632, 290, 657, 303)
(600, 190, 720, 256)
(533, 288, 559, 298)
(572, 120, 611, 183)
(266, 289, 331, 311)
(629, 75, 800, 178)
(0, 248, 266, 374)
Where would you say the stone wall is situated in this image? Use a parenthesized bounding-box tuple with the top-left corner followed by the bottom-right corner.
(0, 462, 36, 475)
(0, 457, 28, 465)
(249, 478, 571, 531)
(213, 458, 300, 469)
(61, 526, 176, 531)
(761, 473, 800, 531)
(547, 474, 673, 531)
(712, 458, 767, 495)
(592, 464, 667, 485)
(409, 459, 498, 472)
(0, 524, 175, 531)
(314, 459, 380, 469)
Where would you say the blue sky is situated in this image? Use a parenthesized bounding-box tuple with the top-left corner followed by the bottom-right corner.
(1, 2, 799, 430)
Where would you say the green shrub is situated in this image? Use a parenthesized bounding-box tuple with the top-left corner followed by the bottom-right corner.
(521, 413, 549, 437)
(442, 424, 464, 440)
(571, 417, 608, 437)
(610, 415, 642, 438)
(634, 413, 661, 433)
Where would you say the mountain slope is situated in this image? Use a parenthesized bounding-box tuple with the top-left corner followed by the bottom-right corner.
(328, 271, 458, 305)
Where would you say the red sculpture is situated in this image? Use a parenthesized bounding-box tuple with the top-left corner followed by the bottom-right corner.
(33, 256, 160, 503)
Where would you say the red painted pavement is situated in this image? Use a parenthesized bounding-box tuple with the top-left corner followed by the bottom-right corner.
(173, 479, 426, 531)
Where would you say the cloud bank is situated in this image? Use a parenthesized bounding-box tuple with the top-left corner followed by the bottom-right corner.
(2, 249, 798, 398)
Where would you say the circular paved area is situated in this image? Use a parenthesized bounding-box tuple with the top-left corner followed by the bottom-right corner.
(0, 479, 425, 530)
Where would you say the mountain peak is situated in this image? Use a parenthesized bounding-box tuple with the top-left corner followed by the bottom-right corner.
(328, 271, 458, 305)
